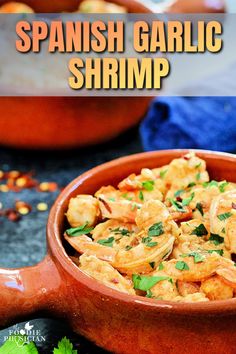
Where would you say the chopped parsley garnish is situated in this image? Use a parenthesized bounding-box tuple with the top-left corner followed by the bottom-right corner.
(148, 222, 164, 237)
(149, 261, 155, 269)
(169, 199, 185, 212)
(142, 237, 158, 248)
(111, 227, 131, 236)
(142, 180, 155, 191)
(158, 262, 164, 270)
(196, 172, 201, 181)
(108, 197, 116, 202)
(207, 249, 224, 256)
(175, 261, 190, 271)
(174, 189, 184, 198)
(203, 180, 218, 188)
(146, 241, 158, 248)
(191, 224, 208, 237)
(217, 212, 232, 221)
(160, 170, 168, 179)
(222, 227, 226, 234)
(182, 192, 195, 206)
(97, 237, 114, 247)
(196, 202, 204, 216)
(139, 190, 144, 201)
(188, 182, 196, 188)
(188, 252, 204, 263)
(146, 289, 153, 298)
(195, 162, 201, 168)
(132, 274, 170, 291)
(122, 193, 133, 201)
(219, 181, 229, 193)
(209, 233, 224, 245)
(66, 223, 93, 237)
(125, 245, 132, 251)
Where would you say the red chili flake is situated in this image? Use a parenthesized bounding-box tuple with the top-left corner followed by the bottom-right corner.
(99, 197, 112, 213)
(5, 209, 21, 222)
(111, 278, 119, 284)
(176, 196, 182, 202)
(183, 154, 190, 160)
(38, 182, 58, 192)
(15, 200, 32, 215)
(0, 170, 5, 180)
(7, 170, 21, 179)
(232, 203, 236, 210)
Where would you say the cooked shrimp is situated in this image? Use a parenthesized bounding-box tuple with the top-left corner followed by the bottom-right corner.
(79, 254, 135, 295)
(66, 194, 101, 228)
(177, 281, 200, 297)
(173, 293, 209, 302)
(200, 275, 233, 300)
(65, 234, 116, 262)
(210, 190, 236, 252)
(164, 152, 209, 192)
(96, 185, 163, 222)
(163, 253, 236, 288)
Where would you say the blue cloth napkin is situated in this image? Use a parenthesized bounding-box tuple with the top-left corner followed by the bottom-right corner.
(140, 97, 236, 152)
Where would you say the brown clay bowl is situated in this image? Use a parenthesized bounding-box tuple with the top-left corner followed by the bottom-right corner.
(0, 0, 153, 150)
(1, 149, 236, 354)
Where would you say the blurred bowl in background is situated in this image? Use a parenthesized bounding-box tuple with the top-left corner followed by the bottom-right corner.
(0, 0, 153, 150)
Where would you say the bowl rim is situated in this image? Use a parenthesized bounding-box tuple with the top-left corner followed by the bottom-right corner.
(47, 149, 236, 315)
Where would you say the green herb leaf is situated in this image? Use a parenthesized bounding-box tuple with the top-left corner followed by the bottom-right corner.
(149, 261, 155, 269)
(146, 289, 153, 298)
(122, 193, 133, 201)
(217, 212, 233, 221)
(125, 245, 132, 251)
(196, 172, 201, 181)
(142, 236, 158, 248)
(0, 336, 39, 354)
(66, 223, 93, 237)
(111, 228, 131, 236)
(169, 199, 185, 213)
(160, 170, 167, 179)
(174, 189, 184, 198)
(203, 180, 218, 188)
(188, 182, 196, 188)
(108, 197, 116, 202)
(182, 192, 195, 206)
(209, 233, 224, 245)
(148, 222, 164, 237)
(158, 262, 164, 270)
(53, 337, 77, 354)
(139, 190, 144, 201)
(191, 224, 208, 237)
(97, 237, 114, 248)
(188, 252, 204, 263)
(219, 181, 229, 193)
(132, 274, 170, 291)
(196, 202, 204, 216)
(175, 261, 190, 271)
(146, 241, 158, 248)
(142, 180, 155, 191)
(207, 249, 224, 256)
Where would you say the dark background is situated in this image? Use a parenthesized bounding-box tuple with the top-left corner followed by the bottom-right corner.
(0, 128, 142, 353)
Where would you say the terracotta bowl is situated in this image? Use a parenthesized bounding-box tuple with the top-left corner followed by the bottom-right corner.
(1, 149, 236, 354)
(0, 0, 152, 150)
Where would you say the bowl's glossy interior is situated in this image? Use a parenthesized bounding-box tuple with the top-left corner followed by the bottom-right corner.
(48, 149, 236, 315)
